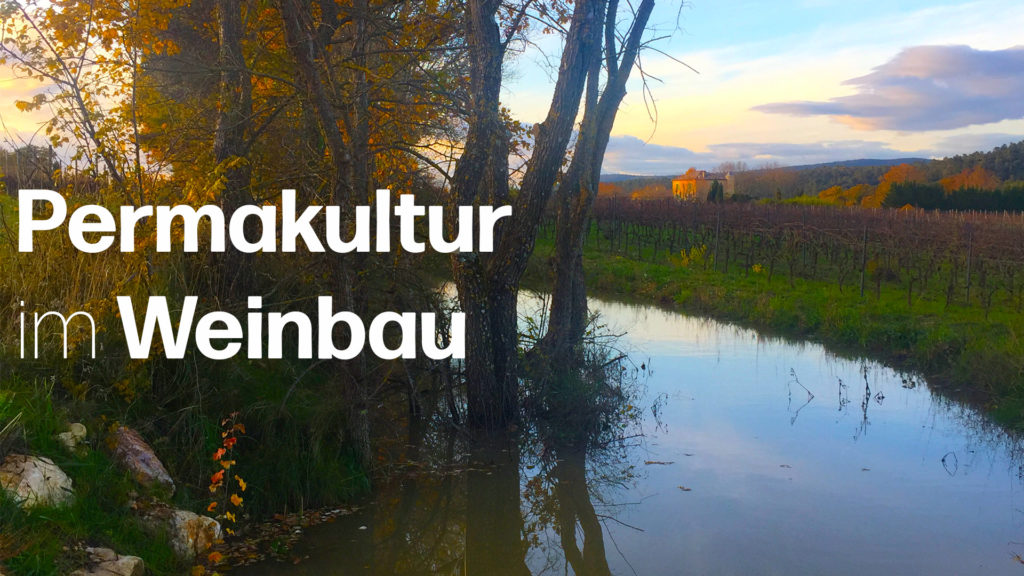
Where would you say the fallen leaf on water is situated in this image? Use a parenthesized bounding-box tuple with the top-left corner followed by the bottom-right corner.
(779, 464, 792, 469)
(678, 486, 692, 492)
(644, 460, 675, 466)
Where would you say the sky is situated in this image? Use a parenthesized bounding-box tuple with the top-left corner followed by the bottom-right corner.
(504, 0, 1024, 174)
(2, 1, 1024, 176)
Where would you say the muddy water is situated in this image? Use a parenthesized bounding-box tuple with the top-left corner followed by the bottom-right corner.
(241, 295, 1024, 575)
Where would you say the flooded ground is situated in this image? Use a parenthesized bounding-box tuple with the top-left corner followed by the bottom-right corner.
(241, 295, 1024, 575)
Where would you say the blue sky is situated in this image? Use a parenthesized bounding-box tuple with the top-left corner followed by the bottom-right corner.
(505, 0, 1024, 174)
(2, 1, 1023, 176)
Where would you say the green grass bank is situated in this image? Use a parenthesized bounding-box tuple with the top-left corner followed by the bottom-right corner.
(531, 231, 1024, 428)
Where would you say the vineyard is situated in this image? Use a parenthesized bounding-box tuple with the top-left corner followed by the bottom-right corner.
(565, 199, 1024, 316)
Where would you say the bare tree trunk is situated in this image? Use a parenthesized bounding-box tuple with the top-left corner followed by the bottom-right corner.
(277, 0, 371, 459)
(450, 0, 604, 430)
(277, 0, 353, 207)
(449, 0, 514, 430)
(213, 0, 254, 297)
(541, 0, 656, 363)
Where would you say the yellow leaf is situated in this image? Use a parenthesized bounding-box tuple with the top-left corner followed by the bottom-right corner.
(230, 494, 243, 507)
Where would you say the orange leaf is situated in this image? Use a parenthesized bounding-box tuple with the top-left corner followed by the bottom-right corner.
(223, 437, 237, 449)
(207, 551, 223, 564)
(207, 502, 218, 512)
(212, 448, 226, 461)
(230, 493, 243, 507)
(210, 469, 225, 484)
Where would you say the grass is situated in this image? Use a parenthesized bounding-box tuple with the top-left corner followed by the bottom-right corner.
(0, 189, 377, 574)
(530, 230, 1024, 428)
(0, 378, 182, 576)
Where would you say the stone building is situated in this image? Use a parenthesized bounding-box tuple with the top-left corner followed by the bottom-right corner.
(671, 170, 734, 201)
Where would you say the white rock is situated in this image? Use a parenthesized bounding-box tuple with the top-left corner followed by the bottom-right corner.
(58, 422, 88, 453)
(140, 507, 221, 561)
(69, 548, 145, 576)
(0, 453, 74, 508)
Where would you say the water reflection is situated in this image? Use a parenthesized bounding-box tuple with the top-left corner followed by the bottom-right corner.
(466, 436, 530, 576)
(545, 445, 612, 576)
(242, 295, 1024, 575)
(239, 424, 631, 576)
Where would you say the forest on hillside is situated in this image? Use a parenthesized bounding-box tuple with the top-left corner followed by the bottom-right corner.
(598, 139, 1024, 209)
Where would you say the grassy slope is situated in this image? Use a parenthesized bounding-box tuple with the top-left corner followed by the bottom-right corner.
(0, 380, 181, 575)
(530, 234, 1024, 427)
(0, 194, 368, 574)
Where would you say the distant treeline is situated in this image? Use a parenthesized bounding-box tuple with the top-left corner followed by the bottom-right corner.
(599, 140, 1024, 210)
(785, 141, 1024, 197)
(885, 182, 1024, 212)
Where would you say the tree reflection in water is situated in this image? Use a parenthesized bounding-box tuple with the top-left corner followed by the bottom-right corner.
(240, 343, 645, 576)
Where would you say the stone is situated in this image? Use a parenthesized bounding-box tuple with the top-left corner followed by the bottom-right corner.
(110, 427, 174, 494)
(57, 422, 88, 453)
(69, 548, 145, 576)
(139, 507, 221, 561)
(0, 453, 74, 508)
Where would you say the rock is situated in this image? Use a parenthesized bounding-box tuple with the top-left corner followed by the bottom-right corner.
(58, 422, 88, 453)
(110, 427, 174, 494)
(70, 547, 145, 576)
(0, 453, 74, 508)
(140, 507, 221, 561)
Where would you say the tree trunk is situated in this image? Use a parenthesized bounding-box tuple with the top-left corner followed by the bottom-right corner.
(213, 0, 254, 297)
(450, 0, 604, 430)
(540, 0, 656, 363)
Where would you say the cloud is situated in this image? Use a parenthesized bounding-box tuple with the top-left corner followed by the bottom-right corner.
(706, 140, 932, 166)
(930, 132, 1024, 157)
(602, 135, 933, 174)
(753, 45, 1024, 131)
(602, 136, 713, 175)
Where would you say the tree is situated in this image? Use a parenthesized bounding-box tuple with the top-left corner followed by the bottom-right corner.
(538, 0, 657, 365)
(865, 163, 926, 208)
(940, 166, 1001, 192)
(448, 0, 609, 429)
(0, 144, 60, 189)
(0, 0, 172, 204)
(708, 179, 723, 203)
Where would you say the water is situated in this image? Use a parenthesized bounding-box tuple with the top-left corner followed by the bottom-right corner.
(241, 295, 1024, 575)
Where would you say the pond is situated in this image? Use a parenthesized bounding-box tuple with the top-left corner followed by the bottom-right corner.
(240, 294, 1024, 575)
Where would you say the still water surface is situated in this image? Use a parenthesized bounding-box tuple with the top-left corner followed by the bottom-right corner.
(243, 295, 1024, 575)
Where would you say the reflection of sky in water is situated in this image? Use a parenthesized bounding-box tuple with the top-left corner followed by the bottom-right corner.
(514, 292, 1024, 575)
(245, 291, 1024, 576)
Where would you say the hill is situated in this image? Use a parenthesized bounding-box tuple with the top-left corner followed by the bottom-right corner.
(600, 140, 1024, 200)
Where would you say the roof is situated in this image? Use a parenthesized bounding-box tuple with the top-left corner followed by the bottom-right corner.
(673, 170, 729, 181)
